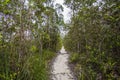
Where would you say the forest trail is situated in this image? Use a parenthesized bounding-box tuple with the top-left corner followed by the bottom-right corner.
(51, 46, 74, 80)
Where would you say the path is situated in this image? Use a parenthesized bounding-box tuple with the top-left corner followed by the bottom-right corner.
(51, 46, 74, 80)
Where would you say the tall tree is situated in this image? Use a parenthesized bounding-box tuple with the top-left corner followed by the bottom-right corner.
(64, 0, 120, 79)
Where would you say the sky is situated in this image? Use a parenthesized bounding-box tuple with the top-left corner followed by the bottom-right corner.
(25, 0, 71, 23)
(54, 0, 71, 37)
(55, 0, 71, 23)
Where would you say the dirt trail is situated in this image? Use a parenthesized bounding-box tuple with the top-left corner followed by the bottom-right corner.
(51, 46, 74, 80)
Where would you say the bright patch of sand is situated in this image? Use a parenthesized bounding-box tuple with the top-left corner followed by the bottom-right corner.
(51, 46, 74, 80)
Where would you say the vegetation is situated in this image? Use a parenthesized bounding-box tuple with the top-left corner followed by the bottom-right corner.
(64, 0, 120, 80)
(0, 0, 63, 80)
(1, 0, 120, 80)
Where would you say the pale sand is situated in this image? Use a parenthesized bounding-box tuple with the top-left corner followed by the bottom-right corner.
(51, 46, 74, 80)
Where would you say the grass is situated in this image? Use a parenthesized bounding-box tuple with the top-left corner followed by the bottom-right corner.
(16, 50, 56, 80)
(70, 53, 79, 64)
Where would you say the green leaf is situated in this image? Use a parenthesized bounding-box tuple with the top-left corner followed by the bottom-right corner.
(30, 45, 37, 52)
(3, 0, 10, 5)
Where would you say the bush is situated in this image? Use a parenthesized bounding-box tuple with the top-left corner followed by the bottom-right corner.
(16, 50, 56, 80)
(70, 53, 79, 64)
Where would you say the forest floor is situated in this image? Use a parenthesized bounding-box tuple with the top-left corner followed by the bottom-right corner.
(51, 46, 74, 80)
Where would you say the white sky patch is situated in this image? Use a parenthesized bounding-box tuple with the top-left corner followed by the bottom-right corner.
(54, 0, 71, 37)
(55, 0, 71, 23)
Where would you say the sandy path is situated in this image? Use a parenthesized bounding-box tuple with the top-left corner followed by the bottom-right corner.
(51, 46, 74, 80)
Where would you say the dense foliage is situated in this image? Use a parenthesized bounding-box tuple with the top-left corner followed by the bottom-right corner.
(64, 0, 120, 80)
(0, 0, 63, 80)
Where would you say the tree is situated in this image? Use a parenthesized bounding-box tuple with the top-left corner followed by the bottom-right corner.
(64, 0, 120, 79)
(0, 0, 63, 80)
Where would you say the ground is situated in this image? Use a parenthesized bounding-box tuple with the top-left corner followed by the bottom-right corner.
(51, 46, 74, 80)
